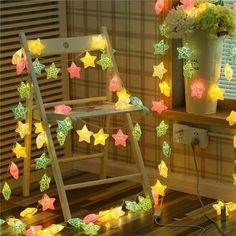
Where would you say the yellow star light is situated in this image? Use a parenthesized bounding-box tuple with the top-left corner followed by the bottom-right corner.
(76, 125, 93, 143)
(15, 121, 30, 138)
(37, 224, 64, 236)
(158, 160, 168, 178)
(12, 142, 27, 159)
(36, 131, 47, 149)
(27, 38, 45, 56)
(224, 63, 233, 81)
(152, 179, 167, 196)
(117, 88, 130, 100)
(34, 122, 51, 134)
(20, 207, 38, 218)
(153, 62, 167, 80)
(159, 81, 171, 97)
(12, 48, 24, 65)
(91, 35, 106, 49)
(208, 84, 224, 101)
(93, 128, 109, 146)
(213, 200, 229, 216)
(80, 51, 96, 68)
(226, 111, 236, 126)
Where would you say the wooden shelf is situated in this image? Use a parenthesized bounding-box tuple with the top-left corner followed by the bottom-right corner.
(157, 107, 233, 127)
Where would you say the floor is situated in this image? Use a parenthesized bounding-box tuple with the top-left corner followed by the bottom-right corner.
(1, 171, 236, 236)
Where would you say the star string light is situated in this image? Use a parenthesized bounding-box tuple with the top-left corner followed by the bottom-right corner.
(54, 104, 72, 115)
(151, 100, 168, 114)
(159, 24, 169, 38)
(96, 51, 113, 71)
(109, 74, 121, 92)
(156, 120, 168, 137)
(17, 81, 30, 99)
(57, 132, 66, 146)
(20, 208, 38, 218)
(34, 122, 51, 134)
(183, 61, 194, 78)
(37, 224, 64, 236)
(226, 111, 236, 126)
(152, 179, 167, 196)
(93, 128, 109, 146)
(67, 61, 81, 79)
(208, 84, 224, 101)
(16, 58, 28, 75)
(39, 173, 51, 192)
(224, 63, 233, 81)
(35, 153, 51, 170)
(15, 121, 30, 138)
(132, 123, 142, 141)
(158, 160, 168, 178)
(177, 44, 192, 60)
(117, 88, 130, 100)
(162, 141, 171, 158)
(153, 62, 167, 79)
(82, 222, 100, 235)
(36, 131, 47, 149)
(180, 0, 195, 9)
(112, 129, 129, 147)
(125, 201, 141, 213)
(12, 102, 27, 120)
(83, 214, 99, 224)
(12, 142, 27, 159)
(24, 225, 42, 236)
(38, 193, 56, 211)
(130, 96, 145, 110)
(213, 200, 229, 216)
(12, 48, 24, 65)
(190, 79, 206, 99)
(229, 46, 236, 63)
(155, 0, 164, 15)
(27, 38, 45, 56)
(9, 162, 19, 180)
(2, 182, 11, 200)
(56, 117, 73, 135)
(153, 40, 169, 55)
(45, 63, 61, 79)
(32, 58, 45, 76)
(159, 81, 171, 97)
(76, 125, 93, 143)
(138, 196, 152, 212)
(80, 51, 97, 68)
(67, 218, 84, 229)
(91, 35, 106, 49)
(8, 218, 26, 235)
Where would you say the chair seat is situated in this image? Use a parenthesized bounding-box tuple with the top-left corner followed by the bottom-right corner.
(33, 102, 143, 122)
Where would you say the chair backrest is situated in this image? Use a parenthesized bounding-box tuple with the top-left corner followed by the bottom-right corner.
(19, 26, 121, 106)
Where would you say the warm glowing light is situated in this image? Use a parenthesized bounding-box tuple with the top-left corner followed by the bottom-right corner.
(162, 141, 171, 158)
(2, 182, 11, 200)
(158, 160, 168, 178)
(213, 200, 229, 216)
(39, 173, 51, 192)
(156, 120, 168, 137)
(83, 214, 99, 224)
(190, 79, 206, 99)
(34, 122, 51, 134)
(180, 0, 195, 9)
(67, 62, 81, 79)
(35, 153, 51, 170)
(117, 88, 130, 100)
(153, 40, 169, 55)
(15, 121, 30, 138)
(16, 58, 28, 75)
(82, 222, 100, 235)
(93, 128, 109, 146)
(12, 142, 27, 159)
(76, 125, 93, 143)
(38, 193, 56, 211)
(27, 38, 45, 56)
(54, 104, 72, 115)
(20, 208, 38, 218)
(208, 84, 224, 101)
(226, 111, 236, 126)
(97, 51, 113, 71)
(24, 225, 42, 236)
(132, 123, 142, 141)
(109, 74, 121, 92)
(155, 0, 164, 15)
(12, 48, 24, 65)
(152, 62, 167, 80)
(36, 131, 47, 149)
(151, 100, 168, 114)
(224, 63, 233, 81)
(112, 129, 129, 147)
(159, 81, 171, 97)
(8, 218, 26, 235)
(152, 180, 167, 196)
(91, 35, 106, 49)
(9, 162, 19, 180)
(12, 102, 27, 120)
(33, 58, 45, 76)
(17, 81, 30, 99)
(80, 51, 96, 68)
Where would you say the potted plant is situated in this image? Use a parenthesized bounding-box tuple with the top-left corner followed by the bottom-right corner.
(161, 0, 236, 114)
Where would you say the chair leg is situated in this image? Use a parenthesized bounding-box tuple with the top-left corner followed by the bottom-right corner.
(125, 113, 154, 203)
(100, 115, 111, 179)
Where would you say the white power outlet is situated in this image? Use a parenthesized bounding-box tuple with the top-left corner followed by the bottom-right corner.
(173, 123, 208, 149)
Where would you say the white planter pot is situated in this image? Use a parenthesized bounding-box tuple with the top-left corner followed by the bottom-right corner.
(183, 30, 224, 114)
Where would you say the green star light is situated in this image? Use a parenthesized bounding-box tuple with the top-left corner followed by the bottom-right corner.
(35, 153, 51, 170)
(96, 52, 113, 71)
(39, 173, 51, 192)
(153, 40, 169, 55)
(156, 120, 169, 137)
(12, 102, 27, 120)
(33, 58, 45, 76)
(17, 81, 30, 99)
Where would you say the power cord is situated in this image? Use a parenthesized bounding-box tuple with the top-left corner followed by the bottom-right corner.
(191, 137, 226, 236)
(153, 137, 226, 236)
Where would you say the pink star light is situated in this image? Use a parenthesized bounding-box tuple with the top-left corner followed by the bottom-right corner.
(233, 3, 236, 14)
(112, 129, 129, 147)
(190, 79, 206, 99)
(83, 214, 99, 224)
(109, 74, 121, 92)
(180, 0, 195, 9)
(155, 0, 164, 15)
(24, 225, 42, 236)
(67, 62, 81, 79)
(151, 100, 168, 114)
(38, 193, 56, 211)
(54, 104, 72, 115)
(9, 162, 19, 180)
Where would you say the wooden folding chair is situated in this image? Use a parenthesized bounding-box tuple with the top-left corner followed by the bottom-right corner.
(19, 26, 153, 221)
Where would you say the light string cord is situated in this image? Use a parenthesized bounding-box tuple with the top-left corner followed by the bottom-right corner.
(191, 139, 226, 236)
(154, 188, 206, 236)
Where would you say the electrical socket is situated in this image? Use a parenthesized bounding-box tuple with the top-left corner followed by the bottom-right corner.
(173, 123, 208, 149)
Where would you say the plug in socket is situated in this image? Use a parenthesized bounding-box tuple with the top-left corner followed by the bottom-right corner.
(189, 127, 208, 149)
